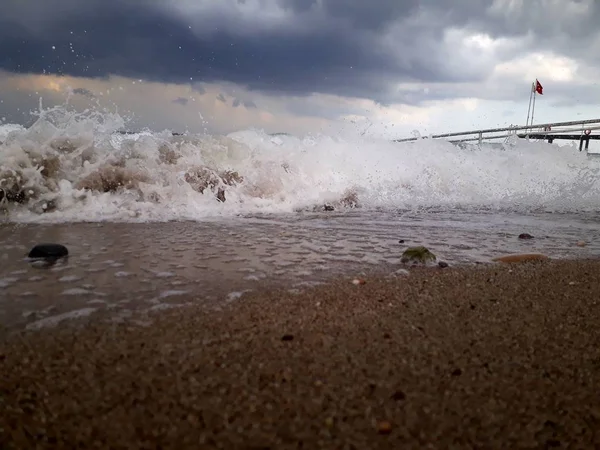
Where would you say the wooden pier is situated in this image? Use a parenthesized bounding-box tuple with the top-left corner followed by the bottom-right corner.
(394, 118, 600, 152)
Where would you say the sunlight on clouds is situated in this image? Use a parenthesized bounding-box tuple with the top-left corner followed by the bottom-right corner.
(444, 27, 527, 62)
(489, 0, 592, 22)
(488, 0, 525, 17)
(458, 98, 479, 111)
(493, 52, 577, 82)
(0, 71, 331, 135)
(160, 0, 307, 37)
(0, 67, 594, 140)
(463, 33, 498, 51)
(11, 74, 67, 93)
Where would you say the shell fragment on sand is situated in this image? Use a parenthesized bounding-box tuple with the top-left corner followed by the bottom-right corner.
(492, 253, 549, 263)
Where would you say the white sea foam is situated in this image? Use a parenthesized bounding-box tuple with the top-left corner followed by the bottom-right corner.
(0, 277, 19, 288)
(62, 288, 92, 295)
(25, 307, 98, 330)
(59, 275, 82, 282)
(1, 104, 600, 224)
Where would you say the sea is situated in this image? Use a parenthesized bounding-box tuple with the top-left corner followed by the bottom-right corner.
(1, 105, 599, 332)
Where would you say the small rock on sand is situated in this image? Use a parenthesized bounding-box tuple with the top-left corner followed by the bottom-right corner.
(377, 421, 393, 435)
(27, 243, 69, 259)
(518, 233, 534, 240)
(401, 246, 436, 264)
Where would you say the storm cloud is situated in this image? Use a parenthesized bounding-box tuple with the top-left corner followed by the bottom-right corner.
(0, 0, 598, 109)
(0, 1, 595, 100)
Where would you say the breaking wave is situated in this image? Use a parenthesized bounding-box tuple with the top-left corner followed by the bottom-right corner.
(1, 104, 600, 223)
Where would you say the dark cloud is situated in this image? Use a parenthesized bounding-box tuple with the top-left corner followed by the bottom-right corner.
(173, 97, 188, 105)
(231, 98, 258, 109)
(276, 0, 420, 30)
(72, 87, 95, 98)
(192, 83, 206, 95)
(0, 0, 597, 107)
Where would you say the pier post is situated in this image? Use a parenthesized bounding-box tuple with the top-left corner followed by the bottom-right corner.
(579, 136, 591, 152)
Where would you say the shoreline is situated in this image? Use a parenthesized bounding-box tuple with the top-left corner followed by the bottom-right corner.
(1, 214, 597, 333)
(2, 258, 600, 448)
(0, 252, 563, 335)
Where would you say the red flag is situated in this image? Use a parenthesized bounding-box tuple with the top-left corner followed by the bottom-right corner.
(535, 79, 543, 95)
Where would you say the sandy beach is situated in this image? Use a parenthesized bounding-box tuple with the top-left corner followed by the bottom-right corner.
(2, 258, 600, 449)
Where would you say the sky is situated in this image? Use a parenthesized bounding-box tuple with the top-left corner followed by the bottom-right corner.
(1, 0, 600, 139)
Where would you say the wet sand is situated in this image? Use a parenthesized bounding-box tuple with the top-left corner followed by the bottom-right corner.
(1, 217, 598, 331)
(2, 258, 600, 449)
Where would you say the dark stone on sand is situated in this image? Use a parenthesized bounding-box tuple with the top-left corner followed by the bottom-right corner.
(398, 239, 405, 244)
(518, 233, 534, 240)
(391, 390, 406, 401)
(451, 368, 462, 377)
(281, 334, 294, 341)
(438, 261, 449, 268)
(28, 243, 69, 259)
(401, 246, 436, 264)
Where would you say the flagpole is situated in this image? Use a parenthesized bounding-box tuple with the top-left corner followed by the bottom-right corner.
(531, 86, 537, 129)
(525, 82, 534, 133)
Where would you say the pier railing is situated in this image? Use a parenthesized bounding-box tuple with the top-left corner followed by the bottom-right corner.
(393, 118, 600, 148)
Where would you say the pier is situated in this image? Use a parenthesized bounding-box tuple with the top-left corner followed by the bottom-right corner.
(394, 118, 600, 151)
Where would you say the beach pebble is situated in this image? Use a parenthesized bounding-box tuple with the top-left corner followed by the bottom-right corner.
(352, 278, 366, 285)
(390, 390, 405, 401)
(28, 243, 69, 259)
(393, 268, 410, 276)
(438, 261, 449, 268)
(518, 233, 534, 240)
(281, 334, 294, 341)
(401, 246, 436, 264)
(576, 241, 586, 247)
(377, 421, 393, 435)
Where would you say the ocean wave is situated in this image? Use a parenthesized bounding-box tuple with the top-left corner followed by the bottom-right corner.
(1, 104, 600, 223)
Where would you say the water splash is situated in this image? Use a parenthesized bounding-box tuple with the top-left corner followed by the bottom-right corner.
(1, 103, 600, 223)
